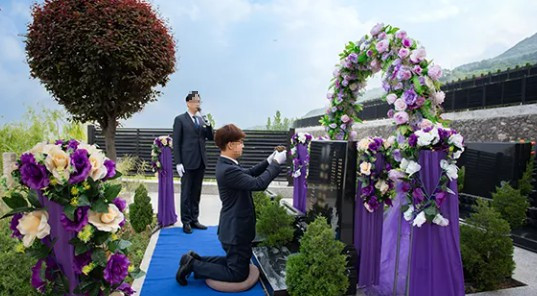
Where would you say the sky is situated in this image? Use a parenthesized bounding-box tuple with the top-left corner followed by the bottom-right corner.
(1, 0, 536, 129)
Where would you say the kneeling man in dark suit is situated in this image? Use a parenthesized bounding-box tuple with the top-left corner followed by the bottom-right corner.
(176, 124, 286, 285)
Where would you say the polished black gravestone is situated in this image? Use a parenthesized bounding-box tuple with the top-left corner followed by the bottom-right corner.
(305, 140, 357, 246)
(252, 140, 358, 296)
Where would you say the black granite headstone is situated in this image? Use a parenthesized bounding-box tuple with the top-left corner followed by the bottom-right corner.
(306, 140, 357, 246)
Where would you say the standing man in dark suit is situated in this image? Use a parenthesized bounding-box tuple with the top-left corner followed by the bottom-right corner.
(176, 124, 286, 285)
(173, 91, 214, 234)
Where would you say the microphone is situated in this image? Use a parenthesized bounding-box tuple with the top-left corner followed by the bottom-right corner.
(197, 107, 209, 125)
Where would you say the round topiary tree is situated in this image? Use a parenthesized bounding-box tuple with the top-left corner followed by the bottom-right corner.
(286, 216, 348, 296)
(26, 0, 176, 160)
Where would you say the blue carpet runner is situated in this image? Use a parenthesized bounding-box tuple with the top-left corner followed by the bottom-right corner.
(141, 226, 265, 295)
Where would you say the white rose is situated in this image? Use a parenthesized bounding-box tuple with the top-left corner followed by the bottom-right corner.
(298, 133, 307, 144)
(290, 147, 297, 155)
(28, 142, 54, 156)
(386, 94, 398, 104)
(45, 145, 71, 184)
(416, 129, 439, 146)
(448, 134, 464, 150)
(400, 158, 409, 170)
(110, 292, 125, 296)
(360, 162, 372, 176)
(453, 148, 464, 160)
(394, 99, 407, 111)
(412, 211, 427, 227)
(432, 213, 450, 226)
(375, 179, 389, 195)
(17, 210, 51, 247)
(89, 151, 108, 181)
(405, 160, 421, 177)
(403, 205, 414, 221)
(441, 160, 458, 181)
(432, 91, 445, 105)
(78, 143, 100, 156)
(88, 204, 124, 233)
(292, 170, 302, 178)
(160, 137, 168, 146)
(357, 138, 372, 151)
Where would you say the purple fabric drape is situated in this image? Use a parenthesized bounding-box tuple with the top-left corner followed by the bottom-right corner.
(376, 182, 411, 295)
(292, 143, 308, 213)
(157, 147, 177, 227)
(38, 193, 79, 295)
(409, 150, 465, 296)
(354, 154, 385, 289)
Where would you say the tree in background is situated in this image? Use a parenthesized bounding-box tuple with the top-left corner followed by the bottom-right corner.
(266, 110, 294, 131)
(0, 106, 86, 169)
(26, 0, 176, 160)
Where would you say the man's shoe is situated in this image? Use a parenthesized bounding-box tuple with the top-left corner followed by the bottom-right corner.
(183, 223, 192, 234)
(176, 254, 194, 286)
(187, 250, 201, 260)
(191, 222, 207, 230)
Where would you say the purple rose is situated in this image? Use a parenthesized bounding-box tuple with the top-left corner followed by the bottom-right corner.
(69, 149, 91, 184)
(400, 182, 411, 192)
(413, 65, 423, 75)
(395, 30, 407, 39)
(60, 206, 89, 232)
(113, 198, 127, 212)
(403, 88, 418, 105)
(435, 191, 447, 207)
(397, 68, 412, 81)
(412, 188, 426, 203)
(438, 128, 451, 141)
(361, 185, 374, 197)
(55, 139, 64, 145)
(402, 38, 413, 48)
(385, 197, 393, 207)
(408, 134, 418, 147)
(104, 253, 130, 285)
(19, 153, 50, 190)
(367, 196, 380, 211)
(410, 48, 427, 64)
(387, 109, 395, 118)
(347, 53, 358, 63)
(67, 140, 79, 150)
(117, 283, 136, 296)
(368, 139, 381, 152)
(74, 251, 92, 275)
(394, 111, 409, 125)
(31, 259, 46, 293)
(398, 48, 410, 59)
(392, 149, 402, 162)
(370, 23, 384, 36)
(375, 40, 390, 53)
(366, 49, 373, 57)
(415, 96, 426, 108)
(10, 213, 23, 239)
(104, 159, 116, 180)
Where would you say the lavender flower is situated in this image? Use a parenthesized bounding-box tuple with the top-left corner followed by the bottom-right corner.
(31, 259, 46, 293)
(74, 251, 93, 275)
(104, 253, 130, 285)
(10, 213, 23, 239)
(69, 149, 91, 184)
(361, 185, 374, 197)
(19, 153, 50, 190)
(104, 159, 116, 180)
(60, 206, 89, 232)
(408, 134, 418, 147)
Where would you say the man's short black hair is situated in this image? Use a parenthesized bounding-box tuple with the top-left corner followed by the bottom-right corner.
(185, 91, 199, 102)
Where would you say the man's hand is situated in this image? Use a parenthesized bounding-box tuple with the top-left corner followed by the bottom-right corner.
(273, 150, 287, 164)
(176, 164, 185, 177)
(267, 151, 277, 163)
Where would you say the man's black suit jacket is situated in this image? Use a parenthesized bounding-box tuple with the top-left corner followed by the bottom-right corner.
(215, 156, 281, 245)
(173, 112, 214, 170)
